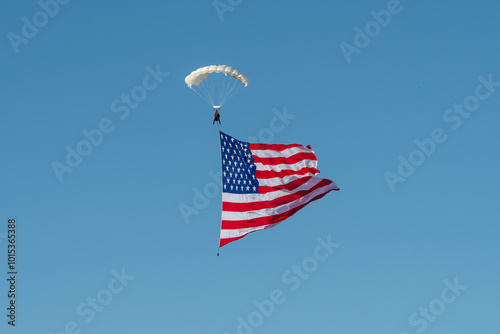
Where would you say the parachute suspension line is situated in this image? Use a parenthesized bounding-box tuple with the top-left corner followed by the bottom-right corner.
(218, 74, 226, 106)
(201, 80, 212, 105)
(220, 82, 242, 106)
(209, 75, 216, 106)
(219, 75, 241, 107)
(215, 73, 228, 107)
(203, 78, 215, 107)
(222, 74, 236, 106)
(226, 75, 241, 102)
(190, 87, 212, 107)
(217, 72, 224, 107)
(200, 81, 209, 105)
(224, 79, 243, 105)
(199, 72, 243, 108)
(225, 74, 234, 101)
(217, 74, 225, 107)
(203, 79, 216, 107)
(214, 74, 220, 106)
(210, 74, 219, 107)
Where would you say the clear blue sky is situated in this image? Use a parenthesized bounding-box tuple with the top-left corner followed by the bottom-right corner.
(1, 0, 499, 333)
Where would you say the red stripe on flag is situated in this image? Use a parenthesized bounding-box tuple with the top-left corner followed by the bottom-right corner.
(249, 143, 303, 151)
(252, 152, 317, 165)
(220, 236, 242, 247)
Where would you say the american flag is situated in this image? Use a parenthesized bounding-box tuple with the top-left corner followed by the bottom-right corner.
(219, 131, 339, 247)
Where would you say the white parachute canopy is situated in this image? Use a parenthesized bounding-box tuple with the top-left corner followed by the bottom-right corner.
(185, 65, 248, 109)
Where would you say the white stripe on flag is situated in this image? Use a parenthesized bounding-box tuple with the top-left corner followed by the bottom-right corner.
(257, 172, 318, 187)
(254, 159, 317, 172)
(251, 146, 314, 159)
(222, 177, 330, 203)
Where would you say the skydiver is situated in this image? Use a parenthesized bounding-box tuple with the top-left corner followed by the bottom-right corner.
(213, 109, 221, 125)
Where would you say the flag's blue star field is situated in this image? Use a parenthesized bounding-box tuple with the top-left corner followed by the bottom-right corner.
(220, 132, 259, 194)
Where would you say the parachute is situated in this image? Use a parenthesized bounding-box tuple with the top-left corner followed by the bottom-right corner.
(185, 65, 248, 109)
